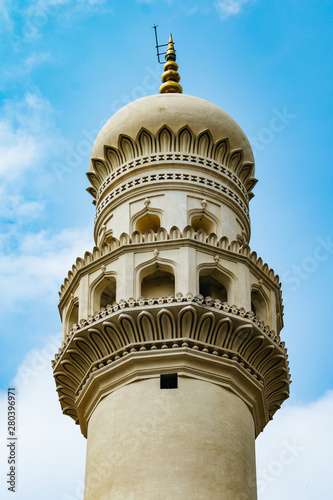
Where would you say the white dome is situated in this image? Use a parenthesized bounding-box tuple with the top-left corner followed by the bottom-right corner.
(89, 93, 254, 170)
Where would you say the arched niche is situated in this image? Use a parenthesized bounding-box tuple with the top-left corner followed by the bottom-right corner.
(191, 214, 215, 234)
(67, 301, 79, 331)
(140, 264, 175, 298)
(91, 276, 117, 312)
(136, 213, 161, 234)
(251, 288, 268, 323)
(198, 267, 232, 303)
(130, 205, 163, 234)
(188, 207, 218, 235)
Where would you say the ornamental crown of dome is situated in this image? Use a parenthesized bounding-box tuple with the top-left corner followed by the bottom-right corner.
(86, 36, 257, 204)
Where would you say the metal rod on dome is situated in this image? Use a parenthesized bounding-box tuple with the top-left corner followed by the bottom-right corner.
(152, 24, 169, 64)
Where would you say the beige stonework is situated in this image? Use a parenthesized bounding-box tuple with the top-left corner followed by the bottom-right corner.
(85, 378, 256, 500)
(53, 46, 290, 499)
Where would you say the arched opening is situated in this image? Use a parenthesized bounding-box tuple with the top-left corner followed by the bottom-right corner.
(199, 269, 228, 302)
(136, 214, 161, 234)
(191, 214, 215, 234)
(251, 290, 267, 321)
(68, 302, 79, 330)
(92, 276, 117, 312)
(141, 267, 175, 297)
(100, 278, 116, 308)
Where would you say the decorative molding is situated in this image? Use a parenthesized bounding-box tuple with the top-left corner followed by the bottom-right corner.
(93, 171, 250, 225)
(76, 346, 268, 438)
(87, 126, 257, 203)
(187, 207, 220, 233)
(58, 226, 282, 303)
(129, 204, 164, 235)
(52, 298, 290, 431)
(60, 293, 281, 345)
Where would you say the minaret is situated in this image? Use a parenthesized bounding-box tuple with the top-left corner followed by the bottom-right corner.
(53, 37, 290, 500)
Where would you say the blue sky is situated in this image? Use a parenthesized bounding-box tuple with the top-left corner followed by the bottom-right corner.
(0, 1, 332, 498)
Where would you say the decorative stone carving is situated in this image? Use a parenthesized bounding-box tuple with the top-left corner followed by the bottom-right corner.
(87, 124, 257, 204)
(53, 298, 289, 436)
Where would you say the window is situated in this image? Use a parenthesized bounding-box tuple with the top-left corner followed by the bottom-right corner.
(160, 373, 178, 389)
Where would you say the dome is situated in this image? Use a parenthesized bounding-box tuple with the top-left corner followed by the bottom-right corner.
(87, 93, 257, 206)
(90, 93, 254, 169)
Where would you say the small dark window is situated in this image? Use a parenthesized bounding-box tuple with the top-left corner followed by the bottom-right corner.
(160, 373, 178, 389)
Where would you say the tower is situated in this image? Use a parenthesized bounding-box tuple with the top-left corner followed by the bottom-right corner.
(53, 36, 290, 500)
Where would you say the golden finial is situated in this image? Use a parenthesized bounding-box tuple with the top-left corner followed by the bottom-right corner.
(159, 34, 183, 94)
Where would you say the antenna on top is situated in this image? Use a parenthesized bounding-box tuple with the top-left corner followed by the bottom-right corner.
(152, 24, 172, 64)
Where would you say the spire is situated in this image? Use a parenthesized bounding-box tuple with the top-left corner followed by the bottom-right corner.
(159, 34, 183, 94)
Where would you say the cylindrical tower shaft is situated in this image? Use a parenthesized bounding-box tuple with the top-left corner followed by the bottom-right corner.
(84, 378, 256, 500)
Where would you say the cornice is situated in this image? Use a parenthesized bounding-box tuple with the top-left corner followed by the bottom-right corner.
(52, 299, 290, 434)
(93, 154, 251, 206)
(87, 125, 257, 202)
(75, 347, 268, 438)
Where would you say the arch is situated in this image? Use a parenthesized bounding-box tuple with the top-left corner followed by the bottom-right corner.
(176, 125, 194, 154)
(212, 138, 229, 164)
(90, 159, 109, 179)
(141, 268, 175, 298)
(157, 125, 174, 153)
(197, 265, 235, 303)
(139, 262, 175, 298)
(227, 149, 243, 174)
(137, 213, 161, 234)
(130, 205, 163, 234)
(251, 286, 269, 323)
(91, 274, 117, 313)
(86, 172, 100, 192)
(105, 146, 122, 171)
(191, 214, 215, 234)
(188, 208, 219, 235)
(118, 134, 137, 162)
(238, 162, 254, 184)
(136, 128, 155, 156)
(67, 300, 79, 332)
(195, 129, 213, 157)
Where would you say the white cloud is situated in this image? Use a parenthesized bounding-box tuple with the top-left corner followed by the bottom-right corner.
(0, 226, 93, 310)
(0, 92, 65, 181)
(24, 51, 51, 71)
(0, 51, 51, 86)
(0, 341, 332, 499)
(188, 7, 199, 15)
(0, 336, 86, 500)
(2, 0, 110, 49)
(256, 391, 333, 499)
(0, 91, 70, 236)
(215, 0, 254, 19)
(23, 0, 109, 38)
(14, 200, 45, 218)
(0, 188, 45, 226)
(0, 90, 94, 309)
